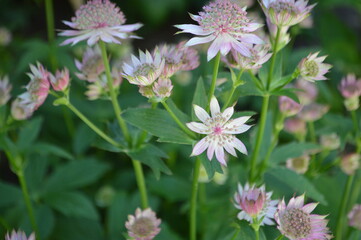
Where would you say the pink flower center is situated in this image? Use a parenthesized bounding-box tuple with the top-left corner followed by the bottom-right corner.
(213, 126, 223, 135)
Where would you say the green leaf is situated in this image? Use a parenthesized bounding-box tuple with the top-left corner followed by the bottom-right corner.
(17, 117, 43, 150)
(0, 181, 21, 207)
(107, 192, 129, 240)
(148, 176, 190, 201)
(235, 72, 264, 97)
(73, 123, 97, 155)
(31, 142, 73, 160)
(43, 191, 98, 220)
(266, 167, 327, 205)
(269, 142, 321, 165)
(44, 158, 110, 193)
(122, 108, 194, 145)
(258, 51, 283, 86)
(271, 88, 300, 103)
(191, 77, 208, 121)
(166, 99, 190, 123)
(128, 144, 172, 179)
(199, 153, 223, 180)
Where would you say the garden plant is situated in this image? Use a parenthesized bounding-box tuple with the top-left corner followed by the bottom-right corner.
(0, 0, 361, 239)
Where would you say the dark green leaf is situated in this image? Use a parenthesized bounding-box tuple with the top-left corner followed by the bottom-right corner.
(122, 108, 194, 145)
(271, 88, 300, 103)
(166, 99, 190, 123)
(17, 117, 43, 150)
(0, 181, 21, 207)
(73, 123, 97, 155)
(148, 176, 190, 201)
(128, 144, 172, 179)
(191, 77, 208, 121)
(31, 142, 73, 160)
(107, 192, 129, 240)
(44, 158, 110, 193)
(269, 142, 321, 165)
(43, 191, 98, 220)
(266, 167, 327, 205)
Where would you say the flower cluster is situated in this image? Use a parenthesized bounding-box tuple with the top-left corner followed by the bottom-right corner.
(338, 74, 361, 111)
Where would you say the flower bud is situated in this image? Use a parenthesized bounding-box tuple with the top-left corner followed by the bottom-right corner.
(298, 103, 329, 122)
(11, 98, 34, 120)
(348, 204, 361, 230)
(0, 76, 12, 106)
(344, 97, 360, 111)
(340, 153, 360, 175)
(51, 68, 70, 91)
(320, 133, 340, 151)
(279, 96, 302, 117)
(286, 155, 310, 174)
(284, 117, 306, 136)
(153, 78, 173, 99)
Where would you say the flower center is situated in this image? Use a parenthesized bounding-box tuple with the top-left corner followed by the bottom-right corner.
(82, 55, 103, 74)
(281, 208, 311, 238)
(131, 217, 154, 237)
(269, 1, 298, 14)
(134, 64, 156, 76)
(198, 0, 249, 37)
(213, 126, 223, 135)
(73, 0, 126, 30)
(304, 60, 319, 77)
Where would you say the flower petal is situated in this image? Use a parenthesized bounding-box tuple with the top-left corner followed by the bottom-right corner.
(191, 137, 209, 156)
(193, 104, 210, 123)
(231, 138, 248, 155)
(215, 146, 226, 166)
(186, 35, 215, 47)
(186, 122, 211, 134)
(210, 96, 221, 118)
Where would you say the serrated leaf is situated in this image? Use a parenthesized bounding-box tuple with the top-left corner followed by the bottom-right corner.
(43, 191, 98, 220)
(17, 117, 43, 150)
(44, 159, 110, 193)
(123, 108, 194, 145)
(128, 144, 172, 179)
(269, 142, 321, 165)
(266, 167, 327, 205)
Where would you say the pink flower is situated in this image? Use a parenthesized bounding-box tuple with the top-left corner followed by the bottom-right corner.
(175, 0, 263, 61)
(298, 52, 332, 82)
(122, 50, 165, 86)
(234, 183, 278, 225)
(5, 230, 35, 240)
(152, 78, 173, 99)
(275, 195, 332, 240)
(186, 96, 252, 166)
(75, 47, 105, 82)
(154, 44, 183, 77)
(50, 68, 70, 91)
(125, 208, 161, 240)
(24, 62, 50, 110)
(348, 204, 361, 230)
(279, 96, 303, 117)
(298, 103, 329, 122)
(59, 0, 142, 46)
(0, 75, 12, 106)
(260, 0, 316, 27)
(339, 74, 361, 99)
(295, 79, 318, 105)
(223, 44, 272, 70)
(177, 41, 200, 71)
(85, 69, 122, 100)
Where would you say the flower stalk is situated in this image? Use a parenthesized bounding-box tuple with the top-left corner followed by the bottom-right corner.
(99, 41, 131, 145)
(208, 52, 221, 108)
(249, 95, 270, 182)
(267, 26, 281, 90)
(190, 157, 201, 240)
(45, 0, 57, 70)
(222, 69, 244, 111)
(132, 160, 149, 209)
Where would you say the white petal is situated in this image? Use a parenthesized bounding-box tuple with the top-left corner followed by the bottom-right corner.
(186, 122, 211, 134)
(207, 139, 217, 160)
(175, 24, 211, 35)
(210, 96, 221, 118)
(228, 116, 251, 126)
(231, 41, 251, 58)
(231, 138, 248, 155)
(224, 142, 237, 157)
(207, 37, 222, 61)
(239, 34, 264, 44)
(223, 124, 252, 134)
(114, 23, 143, 32)
(215, 146, 226, 166)
(222, 107, 234, 122)
(191, 137, 209, 156)
(185, 35, 215, 47)
(193, 104, 210, 123)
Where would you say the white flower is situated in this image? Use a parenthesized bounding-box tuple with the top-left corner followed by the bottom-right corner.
(186, 96, 252, 166)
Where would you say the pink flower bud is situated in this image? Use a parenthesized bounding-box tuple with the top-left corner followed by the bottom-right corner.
(298, 103, 329, 122)
(279, 96, 303, 117)
(348, 204, 361, 230)
(340, 153, 360, 175)
(339, 74, 361, 99)
(284, 117, 306, 135)
(51, 68, 70, 91)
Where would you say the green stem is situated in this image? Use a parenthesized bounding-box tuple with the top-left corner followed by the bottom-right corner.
(230, 229, 240, 240)
(258, 114, 285, 179)
(351, 110, 361, 152)
(207, 52, 221, 108)
(18, 169, 41, 240)
(99, 41, 131, 145)
(267, 26, 281, 90)
(190, 157, 201, 240)
(162, 101, 196, 139)
(254, 228, 259, 240)
(335, 174, 355, 240)
(222, 69, 244, 111)
(45, 0, 57, 70)
(132, 159, 148, 209)
(249, 95, 270, 182)
(275, 235, 284, 240)
(66, 102, 123, 148)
